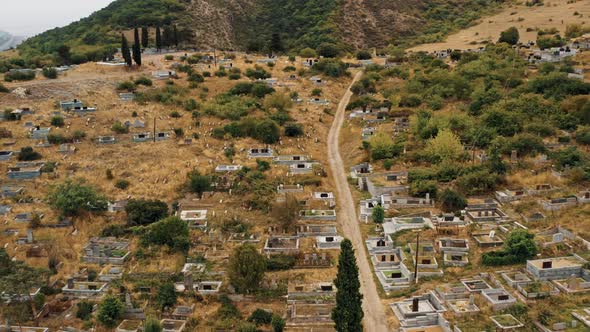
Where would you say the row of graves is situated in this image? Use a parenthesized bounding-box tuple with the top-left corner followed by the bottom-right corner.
(390, 252, 590, 331)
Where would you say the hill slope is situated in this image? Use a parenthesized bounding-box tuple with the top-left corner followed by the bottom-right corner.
(16, 0, 502, 62)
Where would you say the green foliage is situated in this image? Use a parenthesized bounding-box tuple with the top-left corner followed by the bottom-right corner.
(332, 239, 363, 332)
(156, 282, 177, 309)
(51, 116, 65, 127)
(141, 216, 190, 252)
(456, 170, 500, 195)
(498, 27, 519, 45)
(144, 317, 163, 332)
(245, 66, 271, 80)
(248, 308, 273, 325)
(47, 179, 107, 216)
(228, 244, 267, 294)
(312, 59, 348, 78)
(0, 83, 8, 93)
(482, 229, 537, 266)
(125, 199, 169, 226)
(271, 315, 286, 332)
(317, 42, 341, 58)
(356, 50, 372, 60)
(97, 295, 124, 328)
(4, 70, 35, 82)
(76, 301, 93, 320)
(18, 146, 42, 161)
(527, 72, 590, 100)
(537, 34, 565, 49)
(117, 81, 136, 91)
(42, 67, 58, 79)
(266, 254, 296, 271)
(371, 205, 385, 224)
(438, 189, 467, 212)
(111, 121, 129, 134)
(134, 76, 153, 86)
(284, 123, 304, 137)
(188, 170, 212, 198)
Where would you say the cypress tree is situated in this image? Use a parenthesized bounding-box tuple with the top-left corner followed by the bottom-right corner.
(162, 26, 172, 48)
(121, 34, 132, 67)
(332, 239, 363, 332)
(173, 25, 179, 48)
(141, 26, 149, 48)
(156, 26, 162, 51)
(132, 27, 142, 66)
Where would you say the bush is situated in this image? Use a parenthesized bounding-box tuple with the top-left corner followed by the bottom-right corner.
(312, 59, 347, 77)
(142, 216, 190, 252)
(316, 43, 340, 58)
(438, 189, 467, 212)
(272, 315, 285, 332)
(248, 308, 273, 325)
(356, 50, 372, 60)
(398, 94, 422, 107)
(116, 81, 136, 91)
(50, 116, 65, 127)
(125, 199, 169, 226)
(76, 301, 93, 320)
(42, 67, 58, 79)
(114, 179, 130, 189)
(111, 121, 129, 134)
(97, 295, 124, 328)
(4, 70, 35, 82)
(245, 66, 271, 80)
(456, 170, 500, 195)
(284, 123, 304, 137)
(134, 76, 152, 86)
(0, 83, 8, 93)
(47, 179, 107, 217)
(498, 27, 519, 45)
(299, 47, 317, 58)
(576, 127, 590, 145)
(156, 283, 177, 309)
(266, 254, 296, 270)
(164, 55, 174, 61)
(18, 146, 42, 161)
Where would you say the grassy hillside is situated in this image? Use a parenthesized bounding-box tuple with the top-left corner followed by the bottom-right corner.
(11, 0, 502, 67)
(17, 0, 189, 64)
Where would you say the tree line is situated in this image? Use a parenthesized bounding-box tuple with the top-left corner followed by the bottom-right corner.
(120, 25, 181, 67)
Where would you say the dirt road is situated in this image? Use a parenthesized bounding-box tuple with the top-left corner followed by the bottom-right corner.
(328, 71, 390, 332)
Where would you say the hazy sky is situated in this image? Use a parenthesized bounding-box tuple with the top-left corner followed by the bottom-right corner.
(1, 0, 114, 37)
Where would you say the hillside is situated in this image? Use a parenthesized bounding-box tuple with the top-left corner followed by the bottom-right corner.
(15, 0, 502, 63)
(0, 31, 22, 51)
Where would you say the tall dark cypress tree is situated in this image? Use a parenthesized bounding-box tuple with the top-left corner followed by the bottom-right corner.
(162, 26, 172, 48)
(121, 34, 132, 67)
(332, 239, 363, 332)
(141, 26, 149, 48)
(155, 26, 162, 51)
(132, 27, 142, 66)
(173, 25, 179, 48)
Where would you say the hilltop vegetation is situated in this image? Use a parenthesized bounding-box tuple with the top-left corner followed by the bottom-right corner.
(7, 0, 503, 67)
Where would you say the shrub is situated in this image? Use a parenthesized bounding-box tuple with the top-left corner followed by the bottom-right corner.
(47, 134, 67, 145)
(50, 116, 65, 127)
(299, 47, 317, 58)
(0, 83, 8, 93)
(134, 76, 152, 86)
(398, 94, 422, 107)
(111, 121, 129, 134)
(142, 216, 190, 252)
(116, 81, 136, 91)
(97, 295, 124, 328)
(245, 66, 271, 80)
(439, 189, 467, 212)
(576, 127, 590, 145)
(284, 123, 304, 137)
(498, 27, 519, 45)
(188, 170, 212, 198)
(42, 67, 58, 79)
(188, 73, 204, 83)
(184, 98, 198, 111)
(170, 111, 181, 118)
(125, 199, 169, 226)
(114, 179, 130, 189)
(266, 254, 296, 270)
(47, 179, 107, 216)
(311, 88, 322, 96)
(356, 50, 372, 60)
(156, 283, 177, 309)
(164, 55, 174, 61)
(248, 309, 273, 325)
(316, 43, 340, 58)
(312, 59, 347, 77)
(271, 315, 286, 332)
(76, 301, 93, 320)
(4, 70, 35, 82)
(18, 146, 42, 161)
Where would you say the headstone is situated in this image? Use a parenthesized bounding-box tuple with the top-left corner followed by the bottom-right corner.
(411, 298, 419, 312)
(553, 232, 564, 243)
(489, 231, 495, 239)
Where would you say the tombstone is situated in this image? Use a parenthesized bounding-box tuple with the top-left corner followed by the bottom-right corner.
(26, 229, 33, 243)
(67, 278, 74, 289)
(469, 294, 475, 306)
(184, 273, 193, 291)
(553, 322, 566, 331)
(553, 232, 564, 243)
(411, 298, 419, 312)
(125, 293, 132, 307)
(489, 231, 495, 239)
(511, 150, 518, 163)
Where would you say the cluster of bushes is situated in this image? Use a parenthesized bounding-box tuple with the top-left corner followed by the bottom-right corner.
(482, 230, 537, 266)
(4, 70, 35, 82)
(216, 118, 281, 144)
(311, 59, 348, 78)
(140, 216, 190, 253)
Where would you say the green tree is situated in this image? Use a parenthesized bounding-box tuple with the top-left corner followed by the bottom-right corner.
(51, 116, 65, 127)
(144, 317, 162, 332)
(121, 34, 132, 67)
(173, 25, 179, 47)
(372, 205, 385, 224)
(438, 189, 467, 212)
(270, 32, 283, 54)
(505, 229, 538, 259)
(133, 27, 142, 66)
(271, 314, 286, 332)
(57, 45, 71, 65)
(142, 216, 190, 252)
(228, 244, 267, 294)
(141, 26, 149, 48)
(156, 26, 162, 51)
(332, 239, 363, 332)
(188, 170, 212, 198)
(97, 295, 124, 328)
(76, 301, 93, 320)
(0, 250, 49, 325)
(46, 179, 107, 217)
(299, 47, 317, 58)
(498, 27, 520, 45)
(424, 129, 464, 163)
(125, 199, 169, 226)
(156, 282, 177, 309)
(317, 42, 340, 58)
(18, 146, 42, 161)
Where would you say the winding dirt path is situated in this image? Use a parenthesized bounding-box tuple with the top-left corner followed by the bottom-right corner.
(328, 71, 390, 332)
